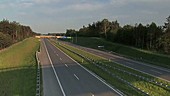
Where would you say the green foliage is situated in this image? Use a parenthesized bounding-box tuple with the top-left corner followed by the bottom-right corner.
(68, 16, 170, 54)
(65, 29, 77, 37)
(77, 19, 119, 38)
(0, 19, 37, 49)
(159, 32, 170, 54)
(0, 38, 39, 96)
(164, 16, 170, 32)
(114, 23, 163, 50)
(0, 32, 12, 49)
(159, 16, 170, 54)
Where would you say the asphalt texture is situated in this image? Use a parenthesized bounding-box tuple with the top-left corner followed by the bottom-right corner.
(58, 40, 170, 82)
(39, 39, 122, 96)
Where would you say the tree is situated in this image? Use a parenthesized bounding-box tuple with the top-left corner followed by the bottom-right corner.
(146, 22, 162, 49)
(76, 19, 119, 39)
(114, 25, 135, 45)
(71, 18, 170, 53)
(0, 19, 35, 49)
(0, 32, 12, 49)
(107, 20, 120, 41)
(66, 29, 77, 37)
(158, 32, 170, 53)
(158, 16, 170, 53)
(100, 19, 110, 39)
(164, 15, 170, 32)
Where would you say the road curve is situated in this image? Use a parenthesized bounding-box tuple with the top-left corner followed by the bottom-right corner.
(58, 40, 170, 82)
(39, 38, 123, 96)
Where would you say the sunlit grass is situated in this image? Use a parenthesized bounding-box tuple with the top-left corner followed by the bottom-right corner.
(0, 37, 39, 96)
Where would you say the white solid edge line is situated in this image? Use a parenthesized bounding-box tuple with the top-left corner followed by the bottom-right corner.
(43, 39, 66, 96)
(50, 41, 124, 96)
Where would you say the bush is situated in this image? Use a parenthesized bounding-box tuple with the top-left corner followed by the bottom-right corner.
(0, 32, 12, 49)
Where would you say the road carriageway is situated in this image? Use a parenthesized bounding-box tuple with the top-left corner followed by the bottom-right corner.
(39, 38, 123, 96)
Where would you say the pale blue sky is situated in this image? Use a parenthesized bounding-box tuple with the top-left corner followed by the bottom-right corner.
(0, 0, 170, 33)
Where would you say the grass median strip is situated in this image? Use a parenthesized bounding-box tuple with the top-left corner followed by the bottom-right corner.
(0, 37, 40, 96)
(51, 39, 170, 96)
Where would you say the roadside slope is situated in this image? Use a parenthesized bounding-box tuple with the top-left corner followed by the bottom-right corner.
(67, 37, 170, 69)
(0, 37, 39, 96)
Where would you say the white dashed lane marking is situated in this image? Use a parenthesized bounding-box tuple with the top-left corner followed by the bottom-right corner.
(74, 74, 79, 80)
(60, 58, 62, 60)
(65, 64, 68, 67)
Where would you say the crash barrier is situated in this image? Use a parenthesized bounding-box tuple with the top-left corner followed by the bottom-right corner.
(36, 51, 41, 96)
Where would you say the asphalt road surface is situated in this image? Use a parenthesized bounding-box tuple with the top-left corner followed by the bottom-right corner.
(58, 40, 170, 82)
(39, 38, 123, 96)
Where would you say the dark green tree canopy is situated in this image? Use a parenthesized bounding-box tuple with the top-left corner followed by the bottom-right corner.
(0, 19, 36, 49)
(67, 16, 170, 54)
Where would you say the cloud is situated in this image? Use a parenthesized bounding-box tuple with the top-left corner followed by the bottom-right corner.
(140, 10, 158, 15)
(34, 0, 60, 4)
(0, 4, 6, 9)
(1, 0, 170, 33)
(20, 2, 34, 8)
(109, 0, 170, 5)
(69, 3, 103, 11)
(34, 0, 105, 17)
(18, 11, 28, 16)
(110, 0, 127, 6)
(0, 0, 34, 9)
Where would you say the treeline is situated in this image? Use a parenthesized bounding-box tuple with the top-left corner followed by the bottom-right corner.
(0, 19, 36, 49)
(66, 16, 170, 54)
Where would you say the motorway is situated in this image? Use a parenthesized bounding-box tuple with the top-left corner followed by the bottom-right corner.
(58, 40, 170, 82)
(39, 39, 123, 96)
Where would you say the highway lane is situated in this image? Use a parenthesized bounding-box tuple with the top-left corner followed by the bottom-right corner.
(39, 39, 63, 96)
(57, 40, 170, 82)
(40, 38, 123, 96)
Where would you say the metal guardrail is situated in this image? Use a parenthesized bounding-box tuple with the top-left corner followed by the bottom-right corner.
(35, 51, 41, 96)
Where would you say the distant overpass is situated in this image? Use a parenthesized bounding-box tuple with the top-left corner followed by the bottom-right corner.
(35, 36, 63, 38)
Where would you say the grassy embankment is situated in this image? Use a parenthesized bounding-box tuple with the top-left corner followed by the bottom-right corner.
(0, 37, 39, 96)
(65, 37, 170, 69)
(50, 39, 170, 96)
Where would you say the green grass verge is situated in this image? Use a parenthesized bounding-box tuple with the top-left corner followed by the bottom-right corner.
(0, 37, 39, 96)
(62, 37, 170, 69)
(51, 39, 170, 96)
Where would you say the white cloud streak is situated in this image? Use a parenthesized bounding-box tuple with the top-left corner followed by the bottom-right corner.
(21, 2, 33, 7)
(68, 3, 103, 11)
(34, 0, 60, 4)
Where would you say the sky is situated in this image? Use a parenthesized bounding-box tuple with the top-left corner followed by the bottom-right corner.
(0, 0, 170, 33)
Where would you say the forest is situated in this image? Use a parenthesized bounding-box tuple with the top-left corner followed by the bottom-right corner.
(66, 16, 170, 54)
(0, 19, 36, 49)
